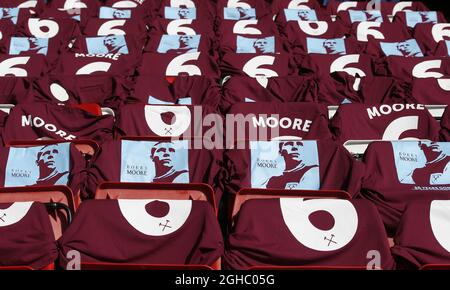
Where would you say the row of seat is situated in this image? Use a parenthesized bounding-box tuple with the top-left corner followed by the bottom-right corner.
(0, 1, 448, 115)
(0, 1, 448, 77)
(1, 73, 448, 109)
(1, 99, 450, 152)
(0, 138, 448, 232)
(0, 0, 449, 271)
(1, 183, 449, 270)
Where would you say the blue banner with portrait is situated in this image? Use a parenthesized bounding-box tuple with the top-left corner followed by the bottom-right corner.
(250, 140, 320, 190)
(5, 143, 70, 187)
(120, 140, 190, 183)
(392, 141, 450, 185)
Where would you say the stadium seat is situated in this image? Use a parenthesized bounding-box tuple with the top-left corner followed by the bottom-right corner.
(32, 75, 129, 110)
(393, 11, 447, 30)
(365, 38, 427, 58)
(439, 106, 450, 141)
(381, 56, 450, 83)
(95, 182, 217, 213)
(391, 200, 450, 269)
(0, 201, 59, 270)
(138, 52, 220, 79)
(221, 76, 317, 111)
(315, 74, 412, 105)
(0, 185, 76, 237)
(1, 103, 114, 144)
(114, 103, 221, 139)
(129, 75, 220, 108)
(229, 187, 351, 222)
(225, 102, 333, 141)
(83, 17, 147, 38)
(223, 195, 394, 269)
(350, 21, 412, 43)
(57, 198, 224, 269)
(53, 52, 139, 76)
(412, 78, 450, 106)
(0, 0, 448, 272)
(413, 23, 450, 56)
(0, 185, 76, 270)
(220, 52, 297, 78)
(299, 54, 374, 78)
(0, 54, 48, 77)
(329, 103, 440, 154)
(90, 182, 220, 270)
(360, 140, 450, 235)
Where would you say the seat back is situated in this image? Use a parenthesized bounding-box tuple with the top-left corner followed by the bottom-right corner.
(0, 186, 76, 239)
(95, 182, 217, 214)
(94, 182, 220, 269)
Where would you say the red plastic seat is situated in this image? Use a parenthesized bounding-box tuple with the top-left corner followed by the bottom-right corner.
(89, 182, 220, 270)
(226, 188, 391, 270)
(0, 186, 76, 239)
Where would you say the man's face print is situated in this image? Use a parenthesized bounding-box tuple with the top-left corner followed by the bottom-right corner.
(237, 7, 252, 19)
(349, 10, 382, 23)
(366, 11, 380, 20)
(152, 143, 176, 168)
(85, 35, 128, 54)
(280, 141, 303, 162)
(180, 35, 194, 46)
(397, 41, 413, 56)
(420, 142, 443, 161)
(298, 9, 311, 20)
(323, 39, 338, 53)
(37, 146, 59, 170)
(104, 35, 121, 49)
(29, 37, 40, 46)
(224, 7, 256, 20)
(284, 9, 318, 22)
(254, 38, 268, 51)
(0, 8, 19, 24)
(157, 35, 200, 53)
(178, 8, 190, 19)
(164, 7, 196, 20)
(446, 41, 450, 57)
(113, 10, 128, 18)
